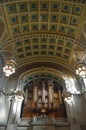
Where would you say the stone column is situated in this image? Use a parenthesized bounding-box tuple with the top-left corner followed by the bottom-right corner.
(64, 100, 71, 123)
(64, 96, 81, 130)
(69, 96, 81, 130)
(5, 97, 18, 130)
(15, 101, 23, 120)
(83, 78, 86, 100)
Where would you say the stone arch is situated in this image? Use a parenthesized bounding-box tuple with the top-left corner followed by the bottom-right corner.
(17, 67, 68, 118)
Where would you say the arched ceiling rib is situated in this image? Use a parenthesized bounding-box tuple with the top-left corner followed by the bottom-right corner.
(11, 61, 76, 79)
(21, 67, 66, 91)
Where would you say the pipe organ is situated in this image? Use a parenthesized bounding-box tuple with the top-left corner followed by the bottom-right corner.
(32, 80, 62, 114)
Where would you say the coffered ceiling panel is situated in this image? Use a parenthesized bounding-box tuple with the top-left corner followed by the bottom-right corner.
(0, 0, 86, 78)
(2, 1, 84, 39)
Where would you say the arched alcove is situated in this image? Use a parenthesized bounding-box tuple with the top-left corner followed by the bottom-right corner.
(17, 67, 67, 118)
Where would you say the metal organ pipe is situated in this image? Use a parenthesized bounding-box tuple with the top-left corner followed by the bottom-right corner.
(52, 83, 54, 103)
(33, 86, 38, 103)
(37, 98, 41, 108)
(58, 89, 62, 104)
(49, 87, 52, 103)
(44, 98, 48, 108)
(32, 80, 63, 112)
(42, 87, 46, 103)
(24, 88, 28, 104)
(41, 82, 46, 103)
(32, 101, 35, 109)
(48, 81, 53, 103)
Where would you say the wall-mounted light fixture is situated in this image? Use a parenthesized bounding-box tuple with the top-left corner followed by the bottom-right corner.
(3, 58, 17, 77)
(0, 50, 17, 77)
(74, 51, 86, 78)
(75, 61, 86, 78)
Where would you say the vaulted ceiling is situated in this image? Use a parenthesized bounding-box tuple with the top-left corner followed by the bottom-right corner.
(0, 0, 86, 86)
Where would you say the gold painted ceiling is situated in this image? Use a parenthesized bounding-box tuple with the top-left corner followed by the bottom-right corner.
(0, 0, 86, 80)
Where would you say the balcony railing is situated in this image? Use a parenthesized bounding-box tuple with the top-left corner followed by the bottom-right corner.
(17, 117, 69, 126)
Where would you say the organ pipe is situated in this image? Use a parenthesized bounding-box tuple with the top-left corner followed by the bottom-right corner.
(58, 89, 62, 104)
(33, 86, 38, 102)
(49, 87, 52, 103)
(48, 81, 53, 103)
(44, 98, 48, 108)
(37, 98, 42, 108)
(42, 83, 46, 103)
(51, 85, 54, 102)
(32, 102, 35, 109)
(24, 88, 28, 104)
(42, 87, 46, 103)
(32, 80, 62, 111)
